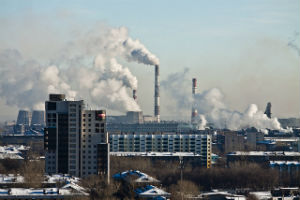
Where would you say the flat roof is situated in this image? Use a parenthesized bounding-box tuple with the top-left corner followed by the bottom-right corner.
(227, 151, 300, 156)
(110, 152, 203, 157)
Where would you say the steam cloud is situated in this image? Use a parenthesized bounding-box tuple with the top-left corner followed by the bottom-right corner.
(0, 26, 159, 113)
(162, 69, 291, 132)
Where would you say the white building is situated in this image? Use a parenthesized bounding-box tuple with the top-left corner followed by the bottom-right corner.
(109, 133, 211, 168)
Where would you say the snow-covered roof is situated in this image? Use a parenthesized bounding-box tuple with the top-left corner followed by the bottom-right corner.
(270, 161, 300, 166)
(0, 184, 88, 198)
(113, 170, 160, 183)
(227, 151, 300, 156)
(0, 145, 29, 160)
(0, 174, 79, 184)
(200, 190, 246, 200)
(135, 185, 170, 198)
(110, 152, 202, 157)
(249, 191, 272, 200)
(45, 174, 79, 184)
(0, 174, 24, 183)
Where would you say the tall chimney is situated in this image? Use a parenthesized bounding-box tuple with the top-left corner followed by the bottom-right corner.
(133, 89, 137, 101)
(154, 65, 160, 122)
(191, 78, 198, 124)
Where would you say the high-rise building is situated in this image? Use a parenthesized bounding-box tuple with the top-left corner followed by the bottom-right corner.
(44, 94, 109, 177)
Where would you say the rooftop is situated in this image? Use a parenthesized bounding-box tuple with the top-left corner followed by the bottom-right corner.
(110, 152, 203, 157)
(227, 151, 300, 156)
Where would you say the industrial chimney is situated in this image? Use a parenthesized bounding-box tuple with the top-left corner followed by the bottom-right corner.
(191, 78, 198, 124)
(154, 65, 160, 122)
(133, 89, 137, 101)
(264, 102, 272, 119)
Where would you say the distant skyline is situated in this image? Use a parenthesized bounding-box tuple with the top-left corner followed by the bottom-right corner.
(0, 0, 299, 121)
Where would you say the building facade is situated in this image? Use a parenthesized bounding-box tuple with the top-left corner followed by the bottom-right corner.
(109, 133, 212, 168)
(44, 94, 108, 177)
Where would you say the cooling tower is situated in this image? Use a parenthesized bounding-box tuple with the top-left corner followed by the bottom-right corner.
(154, 65, 160, 122)
(16, 110, 31, 125)
(31, 110, 45, 126)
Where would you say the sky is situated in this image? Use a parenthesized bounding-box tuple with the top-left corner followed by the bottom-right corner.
(0, 0, 299, 121)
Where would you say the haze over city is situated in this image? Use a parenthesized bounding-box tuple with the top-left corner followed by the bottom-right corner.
(0, 0, 299, 123)
(2, 1, 300, 199)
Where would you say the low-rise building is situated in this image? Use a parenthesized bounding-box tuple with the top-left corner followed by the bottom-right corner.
(227, 151, 300, 166)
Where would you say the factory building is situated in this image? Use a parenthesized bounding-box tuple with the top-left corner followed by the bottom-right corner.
(109, 133, 212, 168)
(44, 94, 109, 177)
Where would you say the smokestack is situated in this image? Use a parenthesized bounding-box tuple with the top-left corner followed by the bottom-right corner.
(264, 102, 272, 119)
(191, 78, 198, 124)
(192, 78, 197, 95)
(133, 89, 137, 101)
(154, 65, 160, 122)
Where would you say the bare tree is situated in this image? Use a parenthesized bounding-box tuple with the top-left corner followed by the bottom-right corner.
(21, 160, 44, 188)
(169, 180, 199, 200)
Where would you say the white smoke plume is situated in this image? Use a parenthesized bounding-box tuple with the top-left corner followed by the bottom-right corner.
(162, 69, 291, 132)
(193, 88, 290, 132)
(0, 26, 159, 113)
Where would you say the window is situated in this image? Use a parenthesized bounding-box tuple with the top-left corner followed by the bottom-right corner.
(47, 102, 56, 110)
(70, 160, 76, 164)
(70, 128, 76, 132)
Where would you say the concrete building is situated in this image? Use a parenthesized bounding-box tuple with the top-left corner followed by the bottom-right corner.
(246, 131, 264, 150)
(224, 131, 245, 153)
(80, 110, 108, 177)
(109, 133, 212, 168)
(227, 151, 300, 166)
(44, 94, 109, 177)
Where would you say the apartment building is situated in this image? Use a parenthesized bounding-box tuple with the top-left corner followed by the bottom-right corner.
(44, 94, 108, 177)
(109, 133, 212, 168)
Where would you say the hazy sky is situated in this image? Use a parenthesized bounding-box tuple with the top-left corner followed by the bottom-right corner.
(0, 0, 299, 121)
